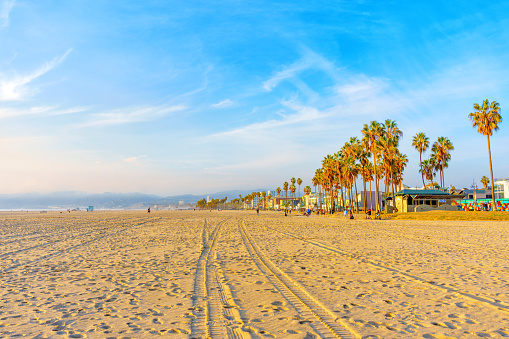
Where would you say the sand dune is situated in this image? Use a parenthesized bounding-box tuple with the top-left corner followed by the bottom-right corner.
(0, 210, 508, 338)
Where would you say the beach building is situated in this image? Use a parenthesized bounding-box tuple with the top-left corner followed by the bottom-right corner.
(456, 179, 509, 211)
(302, 193, 318, 210)
(461, 189, 492, 200)
(356, 191, 385, 211)
(495, 178, 509, 199)
(388, 189, 465, 213)
(271, 197, 300, 210)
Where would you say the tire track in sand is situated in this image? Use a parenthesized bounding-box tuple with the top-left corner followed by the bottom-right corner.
(191, 219, 251, 339)
(238, 220, 359, 339)
(266, 225, 509, 314)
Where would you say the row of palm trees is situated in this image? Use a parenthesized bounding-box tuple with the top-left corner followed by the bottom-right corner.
(311, 119, 408, 213)
(308, 99, 502, 213)
(204, 100, 501, 212)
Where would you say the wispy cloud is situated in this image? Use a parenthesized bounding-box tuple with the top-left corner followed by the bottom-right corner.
(262, 49, 337, 92)
(82, 104, 186, 126)
(0, 49, 72, 101)
(0, 105, 86, 119)
(207, 99, 326, 141)
(210, 99, 234, 108)
(0, 0, 15, 28)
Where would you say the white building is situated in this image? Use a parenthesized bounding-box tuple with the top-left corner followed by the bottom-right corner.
(494, 178, 509, 199)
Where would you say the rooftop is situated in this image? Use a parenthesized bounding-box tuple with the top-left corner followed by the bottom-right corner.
(395, 189, 451, 196)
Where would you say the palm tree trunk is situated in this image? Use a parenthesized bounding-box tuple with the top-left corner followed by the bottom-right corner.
(373, 154, 380, 212)
(353, 179, 359, 213)
(487, 135, 497, 211)
(391, 173, 395, 213)
(420, 151, 425, 188)
(362, 167, 367, 212)
(350, 185, 354, 212)
(340, 183, 344, 210)
(369, 180, 373, 210)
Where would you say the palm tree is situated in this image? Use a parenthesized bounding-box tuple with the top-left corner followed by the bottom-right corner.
(283, 182, 289, 210)
(480, 176, 490, 189)
(412, 132, 429, 188)
(362, 121, 384, 212)
(421, 159, 436, 187)
(290, 184, 296, 211)
(276, 187, 281, 197)
(261, 191, 267, 210)
(469, 99, 502, 211)
(431, 137, 454, 189)
(297, 178, 302, 203)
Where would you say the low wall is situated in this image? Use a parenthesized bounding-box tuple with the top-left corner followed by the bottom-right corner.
(437, 204, 457, 211)
(414, 204, 432, 212)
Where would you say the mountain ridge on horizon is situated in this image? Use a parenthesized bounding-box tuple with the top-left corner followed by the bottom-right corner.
(0, 189, 270, 209)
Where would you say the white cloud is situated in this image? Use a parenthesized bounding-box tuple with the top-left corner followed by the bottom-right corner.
(0, 49, 72, 101)
(0, 0, 15, 28)
(207, 100, 325, 141)
(0, 105, 86, 119)
(82, 104, 186, 126)
(262, 49, 337, 92)
(210, 99, 234, 108)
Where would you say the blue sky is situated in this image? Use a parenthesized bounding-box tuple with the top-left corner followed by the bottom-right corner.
(1, 0, 508, 195)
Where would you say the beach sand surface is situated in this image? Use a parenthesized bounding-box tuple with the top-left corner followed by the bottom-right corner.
(0, 210, 508, 338)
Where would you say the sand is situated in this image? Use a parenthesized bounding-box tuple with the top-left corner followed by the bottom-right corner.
(0, 210, 508, 338)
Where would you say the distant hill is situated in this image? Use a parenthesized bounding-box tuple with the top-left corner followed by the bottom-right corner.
(0, 189, 269, 210)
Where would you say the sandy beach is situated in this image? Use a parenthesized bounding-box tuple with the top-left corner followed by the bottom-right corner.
(0, 210, 508, 338)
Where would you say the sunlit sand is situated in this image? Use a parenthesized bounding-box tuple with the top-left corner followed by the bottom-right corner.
(0, 210, 508, 338)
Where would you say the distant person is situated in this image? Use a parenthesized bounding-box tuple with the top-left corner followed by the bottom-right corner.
(344, 209, 348, 218)
(256, 208, 259, 216)
(366, 209, 371, 219)
(349, 209, 354, 219)
(284, 209, 288, 216)
(148, 207, 150, 213)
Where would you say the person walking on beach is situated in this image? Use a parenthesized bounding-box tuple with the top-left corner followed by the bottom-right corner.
(147, 207, 150, 213)
(256, 207, 259, 216)
(344, 209, 348, 219)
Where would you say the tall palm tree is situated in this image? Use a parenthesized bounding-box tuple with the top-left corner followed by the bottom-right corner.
(412, 132, 429, 188)
(480, 176, 490, 189)
(343, 137, 362, 212)
(357, 143, 371, 212)
(469, 99, 502, 210)
(362, 121, 384, 212)
(363, 161, 374, 210)
(297, 178, 302, 203)
(261, 191, 267, 210)
(290, 184, 296, 210)
(290, 177, 296, 210)
(283, 182, 289, 210)
(276, 187, 281, 197)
